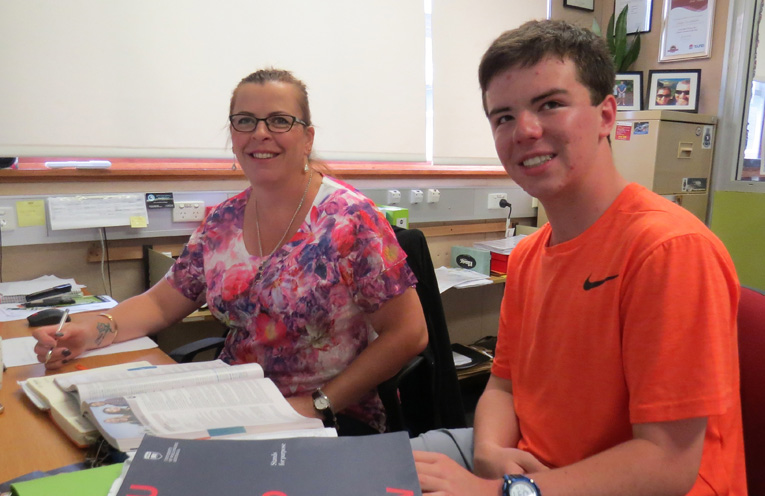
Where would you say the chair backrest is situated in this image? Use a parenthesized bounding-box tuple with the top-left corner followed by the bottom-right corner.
(738, 285, 765, 494)
(391, 227, 467, 435)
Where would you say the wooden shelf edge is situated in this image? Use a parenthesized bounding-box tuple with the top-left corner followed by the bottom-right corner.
(2, 160, 507, 183)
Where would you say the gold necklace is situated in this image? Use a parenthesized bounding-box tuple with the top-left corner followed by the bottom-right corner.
(254, 168, 314, 258)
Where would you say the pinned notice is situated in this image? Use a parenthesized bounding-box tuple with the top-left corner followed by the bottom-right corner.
(48, 194, 149, 230)
(16, 200, 46, 227)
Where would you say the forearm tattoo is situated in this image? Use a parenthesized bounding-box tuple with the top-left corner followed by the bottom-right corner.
(95, 321, 115, 346)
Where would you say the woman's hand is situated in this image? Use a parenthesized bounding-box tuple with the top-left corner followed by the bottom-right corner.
(31, 319, 98, 370)
(473, 443, 550, 479)
(30, 280, 202, 370)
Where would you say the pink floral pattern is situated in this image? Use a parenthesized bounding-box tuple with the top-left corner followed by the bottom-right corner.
(167, 176, 416, 432)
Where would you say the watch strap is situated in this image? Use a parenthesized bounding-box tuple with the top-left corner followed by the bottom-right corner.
(311, 388, 338, 430)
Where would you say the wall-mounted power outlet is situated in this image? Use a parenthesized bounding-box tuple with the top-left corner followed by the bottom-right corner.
(487, 193, 508, 209)
(426, 189, 440, 203)
(386, 189, 401, 205)
(0, 207, 16, 232)
(410, 189, 424, 204)
(172, 201, 206, 222)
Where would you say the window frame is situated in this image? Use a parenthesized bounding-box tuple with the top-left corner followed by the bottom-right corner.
(713, 0, 765, 191)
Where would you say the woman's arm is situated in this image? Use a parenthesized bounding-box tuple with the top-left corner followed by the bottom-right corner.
(32, 279, 201, 369)
(287, 287, 428, 418)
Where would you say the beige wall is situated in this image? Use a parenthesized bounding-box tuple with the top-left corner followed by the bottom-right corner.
(553, 0, 728, 116)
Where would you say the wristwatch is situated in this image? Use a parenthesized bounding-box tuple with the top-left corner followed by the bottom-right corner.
(311, 388, 338, 429)
(502, 474, 541, 496)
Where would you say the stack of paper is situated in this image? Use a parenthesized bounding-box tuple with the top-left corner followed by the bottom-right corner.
(473, 235, 527, 255)
(0, 275, 84, 302)
(434, 267, 491, 293)
(0, 275, 116, 322)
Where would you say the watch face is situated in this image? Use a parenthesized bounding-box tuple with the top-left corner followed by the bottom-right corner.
(314, 396, 330, 410)
(509, 482, 536, 496)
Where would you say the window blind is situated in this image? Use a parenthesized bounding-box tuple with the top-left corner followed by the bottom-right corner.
(0, 0, 426, 161)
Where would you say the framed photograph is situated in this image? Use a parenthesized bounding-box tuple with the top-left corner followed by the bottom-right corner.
(614, 72, 643, 111)
(646, 69, 701, 112)
(659, 0, 715, 61)
(564, 0, 595, 12)
(615, 0, 653, 34)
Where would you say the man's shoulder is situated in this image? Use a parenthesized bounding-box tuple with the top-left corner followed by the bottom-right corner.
(613, 184, 724, 248)
(621, 185, 700, 222)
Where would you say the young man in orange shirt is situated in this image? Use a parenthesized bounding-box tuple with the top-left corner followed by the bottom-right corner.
(413, 20, 746, 496)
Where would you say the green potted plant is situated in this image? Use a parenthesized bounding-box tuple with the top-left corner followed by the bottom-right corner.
(592, 5, 641, 72)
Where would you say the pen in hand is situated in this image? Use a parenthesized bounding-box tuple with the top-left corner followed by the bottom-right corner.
(45, 308, 71, 365)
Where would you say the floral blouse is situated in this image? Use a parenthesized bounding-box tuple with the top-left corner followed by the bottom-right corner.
(167, 176, 417, 432)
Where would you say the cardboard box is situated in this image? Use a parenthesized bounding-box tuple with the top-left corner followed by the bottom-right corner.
(377, 205, 409, 228)
(451, 246, 491, 275)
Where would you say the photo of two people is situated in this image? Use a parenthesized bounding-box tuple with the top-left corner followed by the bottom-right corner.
(655, 79, 691, 107)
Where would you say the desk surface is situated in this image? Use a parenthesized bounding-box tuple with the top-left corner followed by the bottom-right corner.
(0, 315, 174, 483)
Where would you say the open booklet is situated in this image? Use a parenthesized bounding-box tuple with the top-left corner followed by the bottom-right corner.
(21, 360, 326, 451)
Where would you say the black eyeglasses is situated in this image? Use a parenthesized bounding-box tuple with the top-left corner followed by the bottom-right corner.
(675, 90, 690, 95)
(657, 93, 671, 99)
(229, 113, 308, 133)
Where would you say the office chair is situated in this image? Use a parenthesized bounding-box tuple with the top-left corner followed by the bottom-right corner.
(170, 227, 468, 436)
(738, 285, 765, 495)
(380, 227, 467, 435)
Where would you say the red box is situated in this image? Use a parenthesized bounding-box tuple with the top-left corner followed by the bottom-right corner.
(490, 252, 509, 275)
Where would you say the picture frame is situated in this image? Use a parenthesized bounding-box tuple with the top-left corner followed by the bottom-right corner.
(615, 0, 653, 34)
(646, 69, 701, 112)
(564, 0, 595, 12)
(659, 0, 715, 61)
(614, 72, 644, 111)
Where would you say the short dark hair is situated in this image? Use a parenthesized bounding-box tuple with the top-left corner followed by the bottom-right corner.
(478, 20, 615, 114)
(229, 68, 311, 126)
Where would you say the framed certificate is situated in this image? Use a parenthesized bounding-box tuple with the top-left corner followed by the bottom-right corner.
(659, 0, 716, 61)
(564, 0, 595, 12)
(615, 0, 653, 34)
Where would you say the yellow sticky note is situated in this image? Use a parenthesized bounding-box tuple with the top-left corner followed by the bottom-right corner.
(15, 200, 46, 227)
(130, 216, 148, 228)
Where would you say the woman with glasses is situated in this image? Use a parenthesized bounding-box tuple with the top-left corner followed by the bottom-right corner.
(31, 68, 428, 436)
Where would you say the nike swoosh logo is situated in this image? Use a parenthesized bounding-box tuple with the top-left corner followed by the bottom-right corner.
(583, 274, 619, 291)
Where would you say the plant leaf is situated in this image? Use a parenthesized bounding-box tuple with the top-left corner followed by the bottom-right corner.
(622, 34, 641, 71)
(606, 13, 616, 54)
(592, 18, 602, 37)
(613, 5, 629, 70)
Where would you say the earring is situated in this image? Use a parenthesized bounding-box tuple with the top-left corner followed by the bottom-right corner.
(304, 161, 309, 172)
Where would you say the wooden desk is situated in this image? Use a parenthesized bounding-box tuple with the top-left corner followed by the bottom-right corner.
(0, 315, 174, 483)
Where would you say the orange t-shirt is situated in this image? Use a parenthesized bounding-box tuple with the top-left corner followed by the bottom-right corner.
(492, 184, 746, 495)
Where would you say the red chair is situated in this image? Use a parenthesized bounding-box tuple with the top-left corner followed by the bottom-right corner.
(738, 285, 765, 494)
